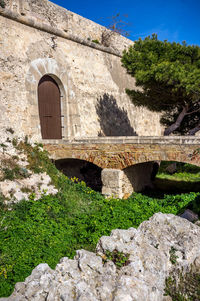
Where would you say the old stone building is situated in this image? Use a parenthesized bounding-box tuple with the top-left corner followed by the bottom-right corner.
(4, 0, 200, 198)
(0, 0, 163, 142)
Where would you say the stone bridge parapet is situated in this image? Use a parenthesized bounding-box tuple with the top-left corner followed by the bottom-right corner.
(67, 136, 200, 145)
(43, 136, 200, 170)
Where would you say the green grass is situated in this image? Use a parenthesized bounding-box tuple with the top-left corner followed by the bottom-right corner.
(0, 144, 199, 297)
(157, 162, 200, 181)
(0, 180, 199, 297)
(157, 172, 200, 182)
(155, 162, 200, 192)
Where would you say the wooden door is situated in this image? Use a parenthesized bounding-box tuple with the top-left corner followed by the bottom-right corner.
(38, 75, 62, 139)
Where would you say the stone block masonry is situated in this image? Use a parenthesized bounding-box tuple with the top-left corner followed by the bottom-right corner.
(102, 169, 124, 198)
(0, 0, 163, 142)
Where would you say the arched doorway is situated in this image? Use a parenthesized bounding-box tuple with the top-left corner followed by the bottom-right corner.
(38, 75, 62, 139)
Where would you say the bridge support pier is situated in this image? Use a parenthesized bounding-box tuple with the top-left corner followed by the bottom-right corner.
(101, 162, 157, 199)
(101, 169, 124, 199)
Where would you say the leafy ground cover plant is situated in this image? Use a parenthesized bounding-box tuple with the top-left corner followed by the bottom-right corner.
(169, 247, 179, 265)
(0, 187, 199, 297)
(103, 250, 130, 269)
(0, 142, 199, 297)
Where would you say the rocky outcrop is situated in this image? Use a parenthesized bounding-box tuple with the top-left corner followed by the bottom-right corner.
(0, 130, 57, 204)
(2, 213, 200, 301)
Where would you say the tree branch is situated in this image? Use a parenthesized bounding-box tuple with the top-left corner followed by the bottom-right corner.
(164, 106, 188, 135)
(186, 108, 200, 115)
(191, 90, 200, 96)
(188, 123, 200, 135)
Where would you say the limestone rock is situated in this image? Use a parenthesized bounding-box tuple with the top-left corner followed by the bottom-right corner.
(180, 209, 199, 222)
(2, 213, 200, 301)
(195, 220, 200, 227)
(0, 172, 58, 204)
(0, 131, 58, 204)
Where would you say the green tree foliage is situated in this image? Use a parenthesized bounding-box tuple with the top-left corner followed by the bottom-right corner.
(0, 0, 6, 8)
(121, 35, 200, 135)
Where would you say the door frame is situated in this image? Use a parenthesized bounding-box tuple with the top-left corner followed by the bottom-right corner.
(38, 74, 62, 139)
(25, 58, 81, 141)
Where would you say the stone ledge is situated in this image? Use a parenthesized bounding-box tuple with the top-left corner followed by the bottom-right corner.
(42, 136, 200, 145)
(0, 8, 122, 57)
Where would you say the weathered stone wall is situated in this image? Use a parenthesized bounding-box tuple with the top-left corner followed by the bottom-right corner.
(101, 164, 155, 198)
(0, 0, 163, 141)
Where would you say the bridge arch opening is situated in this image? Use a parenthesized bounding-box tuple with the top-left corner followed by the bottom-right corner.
(121, 160, 200, 198)
(154, 161, 200, 193)
(38, 74, 64, 139)
(122, 161, 157, 197)
(55, 158, 103, 191)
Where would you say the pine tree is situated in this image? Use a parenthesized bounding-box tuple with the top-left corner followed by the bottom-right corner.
(122, 35, 200, 135)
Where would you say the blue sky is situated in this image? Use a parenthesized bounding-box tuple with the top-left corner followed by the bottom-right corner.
(50, 0, 200, 45)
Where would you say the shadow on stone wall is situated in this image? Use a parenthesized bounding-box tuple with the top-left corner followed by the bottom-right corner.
(96, 93, 137, 136)
(123, 162, 154, 195)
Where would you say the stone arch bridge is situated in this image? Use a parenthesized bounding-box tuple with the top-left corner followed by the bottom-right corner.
(44, 136, 200, 198)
